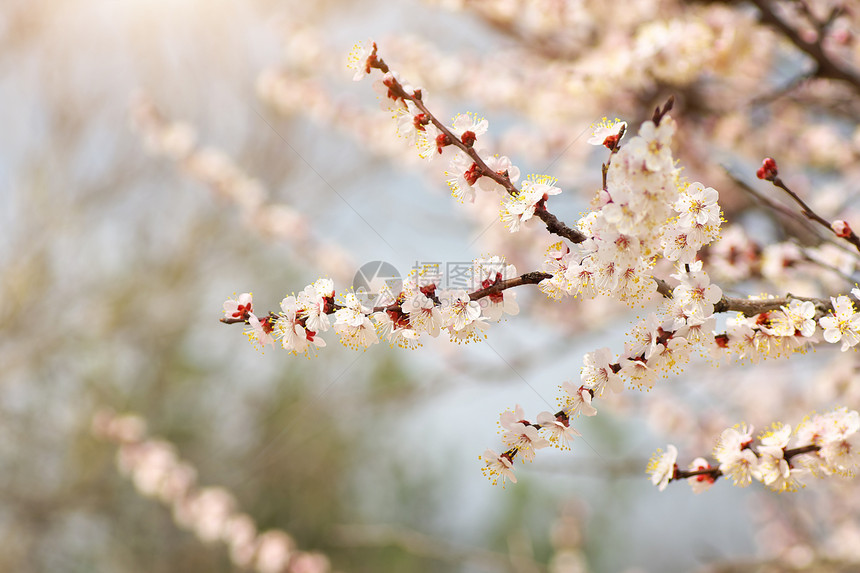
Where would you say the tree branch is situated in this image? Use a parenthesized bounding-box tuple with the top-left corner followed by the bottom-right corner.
(375, 57, 587, 244)
(748, 0, 860, 94)
(715, 293, 831, 316)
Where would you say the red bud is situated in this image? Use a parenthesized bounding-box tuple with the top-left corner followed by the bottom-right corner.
(756, 157, 778, 180)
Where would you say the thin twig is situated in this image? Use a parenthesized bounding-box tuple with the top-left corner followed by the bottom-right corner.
(723, 165, 825, 238)
(748, 72, 812, 107)
(726, 166, 859, 259)
(748, 0, 860, 94)
(374, 59, 587, 244)
(771, 176, 860, 254)
(651, 95, 675, 126)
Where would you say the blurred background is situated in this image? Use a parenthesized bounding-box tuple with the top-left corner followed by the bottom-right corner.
(2, 0, 860, 572)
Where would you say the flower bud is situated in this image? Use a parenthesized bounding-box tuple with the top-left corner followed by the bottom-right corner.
(412, 113, 429, 132)
(435, 133, 452, 154)
(832, 219, 853, 238)
(460, 130, 477, 147)
(756, 157, 778, 180)
(464, 162, 481, 186)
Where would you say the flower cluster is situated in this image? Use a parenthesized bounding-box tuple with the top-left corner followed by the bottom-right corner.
(223, 257, 522, 353)
(538, 117, 721, 305)
(480, 402, 582, 487)
(717, 299, 819, 362)
(714, 290, 860, 364)
(92, 410, 331, 573)
(275, 280, 336, 356)
(647, 408, 860, 493)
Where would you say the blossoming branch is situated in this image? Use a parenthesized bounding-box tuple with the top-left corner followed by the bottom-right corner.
(647, 408, 860, 493)
(222, 42, 860, 491)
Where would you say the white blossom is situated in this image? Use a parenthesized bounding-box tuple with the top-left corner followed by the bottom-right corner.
(819, 295, 860, 351)
(647, 445, 678, 491)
